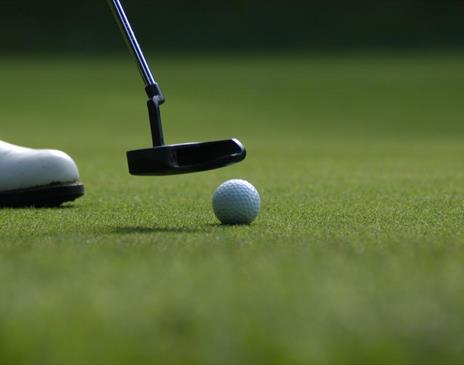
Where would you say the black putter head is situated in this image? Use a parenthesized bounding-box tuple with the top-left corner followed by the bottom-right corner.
(127, 138, 246, 175)
(126, 94, 246, 176)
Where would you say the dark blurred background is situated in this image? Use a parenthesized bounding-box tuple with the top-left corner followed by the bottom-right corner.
(1, 0, 463, 53)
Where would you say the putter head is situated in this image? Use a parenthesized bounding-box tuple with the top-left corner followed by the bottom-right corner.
(127, 138, 246, 175)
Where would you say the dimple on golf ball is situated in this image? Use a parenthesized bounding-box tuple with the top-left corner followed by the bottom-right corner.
(212, 179, 260, 225)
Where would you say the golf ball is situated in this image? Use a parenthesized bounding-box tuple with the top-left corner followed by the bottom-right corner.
(213, 179, 260, 225)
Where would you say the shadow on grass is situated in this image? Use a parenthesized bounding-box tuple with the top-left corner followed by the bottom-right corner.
(112, 226, 205, 234)
(111, 223, 244, 235)
(206, 223, 251, 228)
(0, 205, 77, 210)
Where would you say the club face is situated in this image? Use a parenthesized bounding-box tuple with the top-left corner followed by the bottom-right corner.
(127, 138, 246, 176)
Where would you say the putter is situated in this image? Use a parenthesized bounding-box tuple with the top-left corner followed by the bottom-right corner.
(108, 0, 246, 175)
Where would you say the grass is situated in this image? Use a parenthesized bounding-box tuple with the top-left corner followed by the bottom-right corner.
(1, 51, 464, 364)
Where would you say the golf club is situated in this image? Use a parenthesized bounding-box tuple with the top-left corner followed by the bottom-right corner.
(108, 0, 246, 175)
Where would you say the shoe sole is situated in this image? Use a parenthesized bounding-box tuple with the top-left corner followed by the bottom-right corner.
(0, 183, 84, 208)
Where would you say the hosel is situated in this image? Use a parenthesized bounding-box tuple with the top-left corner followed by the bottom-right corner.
(145, 84, 165, 146)
(145, 84, 165, 105)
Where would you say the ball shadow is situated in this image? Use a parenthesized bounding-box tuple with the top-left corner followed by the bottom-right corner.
(112, 225, 204, 234)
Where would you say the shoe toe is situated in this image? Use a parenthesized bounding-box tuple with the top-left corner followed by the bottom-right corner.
(33, 149, 80, 184)
(0, 148, 80, 192)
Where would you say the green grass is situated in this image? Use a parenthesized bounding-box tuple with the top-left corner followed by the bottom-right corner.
(1, 52, 464, 364)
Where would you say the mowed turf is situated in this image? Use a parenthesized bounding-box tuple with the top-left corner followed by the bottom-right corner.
(1, 52, 464, 364)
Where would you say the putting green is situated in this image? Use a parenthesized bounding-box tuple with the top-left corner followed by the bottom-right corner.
(0, 52, 464, 364)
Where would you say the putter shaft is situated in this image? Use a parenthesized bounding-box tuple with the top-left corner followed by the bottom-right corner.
(108, 0, 165, 146)
(108, 0, 158, 90)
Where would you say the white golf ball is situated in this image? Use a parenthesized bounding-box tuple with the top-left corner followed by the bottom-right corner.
(213, 179, 260, 225)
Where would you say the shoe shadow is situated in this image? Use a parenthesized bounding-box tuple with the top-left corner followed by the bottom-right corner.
(0, 204, 77, 210)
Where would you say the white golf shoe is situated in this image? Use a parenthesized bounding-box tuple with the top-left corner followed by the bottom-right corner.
(0, 140, 84, 207)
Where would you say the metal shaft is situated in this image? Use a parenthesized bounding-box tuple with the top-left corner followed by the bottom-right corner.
(108, 0, 157, 88)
